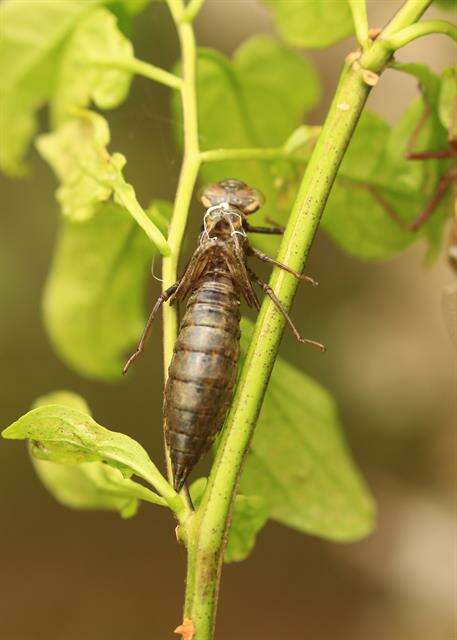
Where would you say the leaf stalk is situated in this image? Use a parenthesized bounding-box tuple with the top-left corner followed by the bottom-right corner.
(199, 147, 305, 163)
(348, 0, 370, 49)
(88, 56, 184, 89)
(380, 19, 457, 51)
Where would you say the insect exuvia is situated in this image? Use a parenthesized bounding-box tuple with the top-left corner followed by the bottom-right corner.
(124, 179, 324, 491)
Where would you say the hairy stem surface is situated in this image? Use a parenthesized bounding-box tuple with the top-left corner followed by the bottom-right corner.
(183, 1, 433, 638)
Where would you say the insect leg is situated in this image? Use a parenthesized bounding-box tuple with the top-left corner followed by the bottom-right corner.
(249, 247, 318, 286)
(244, 220, 284, 235)
(123, 282, 179, 374)
(248, 269, 325, 352)
(265, 216, 285, 229)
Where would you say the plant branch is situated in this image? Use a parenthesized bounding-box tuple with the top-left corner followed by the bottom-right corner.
(380, 19, 457, 51)
(183, 0, 434, 637)
(140, 463, 189, 519)
(361, 0, 433, 70)
(112, 179, 171, 256)
(348, 0, 370, 49)
(162, 2, 201, 492)
(199, 147, 305, 163)
(88, 56, 183, 90)
(182, 0, 206, 23)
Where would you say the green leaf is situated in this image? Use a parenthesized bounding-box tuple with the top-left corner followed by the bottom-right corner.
(321, 109, 421, 259)
(0, 0, 93, 175)
(173, 36, 320, 244)
(43, 200, 171, 380)
(239, 320, 376, 542)
(190, 478, 269, 563)
(2, 399, 168, 498)
(51, 8, 134, 126)
(110, 0, 153, 16)
(267, 65, 451, 261)
(280, 106, 447, 260)
(261, 0, 354, 49)
(314, 95, 449, 259)
(439, 67, 457, 136)
(34, 390, 91, 414)
(31, 458, 144, 518)
(434, 0, 455, 10)
(391, 62, 442, 104)
(36, 111, 170, 254)
(0, 0, 148, 175)
(321, 64, 450, 261)
(223, 494, 269, 563)
(29, 391, 165, 517)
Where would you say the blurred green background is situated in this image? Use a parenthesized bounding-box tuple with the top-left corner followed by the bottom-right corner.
(1, 1, 455, 639)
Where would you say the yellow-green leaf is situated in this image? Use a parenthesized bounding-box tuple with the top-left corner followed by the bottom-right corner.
(439, 67, 457, 137)
(3, 397, 167, 496)
(173, 37, 320, 248)
(51, 8, 134, 126)
(28, 391, 165, 517)
(0, 0, 93, 174)
(43, 200, 171, 380)
(262, 0, 354, 49)
(0, 0, 148, 175)
(36, 111, 170, 254)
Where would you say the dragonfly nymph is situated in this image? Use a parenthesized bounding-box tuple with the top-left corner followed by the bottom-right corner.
(124, 179, 324, 491)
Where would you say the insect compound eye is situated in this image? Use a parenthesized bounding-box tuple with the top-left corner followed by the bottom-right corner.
(199, 179, 265, 214)
(198, 182, 226, 208)
(240, 187, 265, 214)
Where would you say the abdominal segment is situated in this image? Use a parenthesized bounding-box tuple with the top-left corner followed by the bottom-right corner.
(164, 277, 240, 491)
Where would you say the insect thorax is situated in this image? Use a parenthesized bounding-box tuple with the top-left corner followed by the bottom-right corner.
(202, 202, 247, 244)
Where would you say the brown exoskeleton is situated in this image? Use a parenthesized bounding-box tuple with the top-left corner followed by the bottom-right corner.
(124, 179, 323, 491)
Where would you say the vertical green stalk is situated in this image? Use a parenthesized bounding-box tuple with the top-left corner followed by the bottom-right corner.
(183, 1, 433, 637)
(163, 0, 201, 482)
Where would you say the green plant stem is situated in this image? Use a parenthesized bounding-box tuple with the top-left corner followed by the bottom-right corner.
(199, 147, 305, 163)
(380, 19, 457, 51)
(112, 179, 171, 256)
(89, 56, 183, 89)
(182, 0, 433, 637)
(141, 465, 188, 518)
(162, 2, 201, 489)
(182, 0, 206, 22)
(361, 0, 433, 70)
(348, 0, 370, 49)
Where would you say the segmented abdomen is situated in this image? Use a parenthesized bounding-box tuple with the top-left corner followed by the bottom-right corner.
(164, 275, 240, 491)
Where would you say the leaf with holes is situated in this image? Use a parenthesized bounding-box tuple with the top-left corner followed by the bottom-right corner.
(36, 111, 170, 253)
